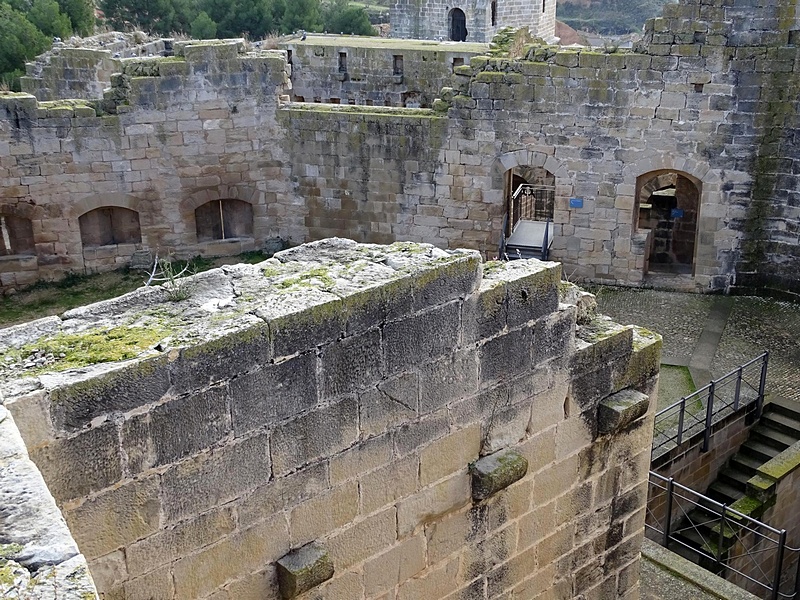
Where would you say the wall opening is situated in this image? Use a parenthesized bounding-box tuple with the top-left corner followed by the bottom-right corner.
(502, 167, 556, 258)
(0, 214, 35, 256)
(338, 52, 347, 72)
(491, 1, 497, 26)
(635, 170, 701, 275)
(79, 207, 142, 247)
(393, 54, 403, 75)
(542, 0, 546, 12)
(452, 57, 465, 72)
(195, 199, 253, 242)
(506, 166, 556, 231)
(449, 8, 468, 41)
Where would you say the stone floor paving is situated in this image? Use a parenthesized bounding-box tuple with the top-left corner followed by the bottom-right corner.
(585, 286, 715, 366)
(588, 286, 800, 403)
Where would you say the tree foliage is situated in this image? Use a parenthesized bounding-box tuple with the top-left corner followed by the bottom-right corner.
(56, 0, 93, 35)
(323, 0, 375, 35)
(0, 2, 50, 87)
(190, 10, 216, 39)
(28, 0, 72, 38)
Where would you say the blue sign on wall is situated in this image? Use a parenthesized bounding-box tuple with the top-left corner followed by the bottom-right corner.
(569, 198, 584, 209)
(671, 208, 685, 218)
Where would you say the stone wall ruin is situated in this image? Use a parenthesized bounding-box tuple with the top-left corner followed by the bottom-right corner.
(0, 239, 661, 599)
(1, 0, 800, 295)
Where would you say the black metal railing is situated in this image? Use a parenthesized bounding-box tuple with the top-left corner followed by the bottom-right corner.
(511, 183, 555, 225)
(652, 352, 769, 456)
(647, 472, 800, 599)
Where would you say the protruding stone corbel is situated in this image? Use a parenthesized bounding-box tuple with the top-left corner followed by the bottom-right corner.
(276, 542, 334, 599)
(470, 449, 528, 501)
(597, 388, 650, 435)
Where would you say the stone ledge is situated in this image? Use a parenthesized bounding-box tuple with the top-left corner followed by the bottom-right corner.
(276, 543, 334, 599)
(597, 388, 650, 435)
(470, 449, 528, 500)
(641, 538, 759, 600)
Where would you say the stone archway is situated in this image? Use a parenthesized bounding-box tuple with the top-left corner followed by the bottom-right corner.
(635, 170, 701, 275)
(449, 8, 468, 41)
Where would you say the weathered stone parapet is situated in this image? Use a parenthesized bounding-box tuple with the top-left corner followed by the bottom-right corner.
(0, 406, 98, 599)
(1, 239, 659, 599)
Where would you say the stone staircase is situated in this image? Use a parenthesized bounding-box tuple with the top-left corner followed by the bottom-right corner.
(672, 397, 800, 560)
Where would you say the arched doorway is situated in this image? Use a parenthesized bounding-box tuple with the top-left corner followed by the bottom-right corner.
(449, 8, 468, 41)
(635, 171, 701, 275)
(502, 166, 555, 259)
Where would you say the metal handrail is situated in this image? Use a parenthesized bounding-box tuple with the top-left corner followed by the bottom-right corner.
(647, 471, 800, 599)
(652, 352, 769, 455)
(512, 182, 556, 201)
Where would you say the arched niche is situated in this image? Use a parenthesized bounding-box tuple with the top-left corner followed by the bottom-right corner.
(79, 207, 142, 247)
(195, 199, 254, 242)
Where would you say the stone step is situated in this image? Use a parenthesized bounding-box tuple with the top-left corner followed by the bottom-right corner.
(718, 467, 749, 491)
(706, 481, 744, 505)
(761, 410, 800, 439)
(729, 453, 762, 477)
(750, 423, 800, 451)
(740, 439, 781, 463)
(765, 396, 800, 422)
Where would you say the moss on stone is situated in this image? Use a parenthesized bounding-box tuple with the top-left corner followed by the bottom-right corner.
(0, 544, 23, 560)
(1, 325, 169, 374)
(756, 441, 800, 481)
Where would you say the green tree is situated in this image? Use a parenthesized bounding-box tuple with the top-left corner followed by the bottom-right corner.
(0, 2, 50, 88)
(323, 0, 374, 35)
(190, 10, 216, 38)
(56, 0, 93, 35)
(280, 0, 320, 34)
(101, 0, 180, 35)
(28, 0, 72, 38)
(199, 0, 276, 38)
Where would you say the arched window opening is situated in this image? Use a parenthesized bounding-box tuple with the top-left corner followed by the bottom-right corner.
(449, 8, 468, 42)
(491, 1, 497, 26)
(502, 166, 556, 259)
(195, 199, 253, 242)
(79, 207, 141, 247)
(636, 171, 701, 274)
(0, 215, 35, 256)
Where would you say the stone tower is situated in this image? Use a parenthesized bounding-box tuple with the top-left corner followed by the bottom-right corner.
(390, 0, 558, 43)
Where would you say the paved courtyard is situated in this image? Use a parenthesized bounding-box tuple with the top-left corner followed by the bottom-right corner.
(587, 286, 800, 404)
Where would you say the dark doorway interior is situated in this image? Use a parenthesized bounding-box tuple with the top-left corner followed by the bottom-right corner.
(636, 171, 700, 275)
(449, 8, 468, 41)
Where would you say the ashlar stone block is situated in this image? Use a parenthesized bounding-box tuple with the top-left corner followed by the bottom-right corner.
(597, 389, 650, 435)
(471, 449, 529, 501)
(277, 543, 334, 599)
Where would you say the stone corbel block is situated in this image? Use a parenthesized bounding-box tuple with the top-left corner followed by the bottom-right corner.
(597, 388, 650, 435)
(276, 543, 334, 599)
(471, 449, 528, 501)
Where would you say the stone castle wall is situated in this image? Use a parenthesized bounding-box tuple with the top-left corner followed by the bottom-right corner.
(389, 0, 557, 43)
(1, 240, 661, 600)
(282, 37, 485, 108)
(1, 0, 799, 295)
(20, 32, 169, 102)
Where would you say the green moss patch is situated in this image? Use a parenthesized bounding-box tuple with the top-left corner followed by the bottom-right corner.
(1, 325, 169, 374)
